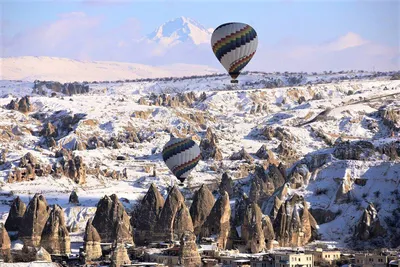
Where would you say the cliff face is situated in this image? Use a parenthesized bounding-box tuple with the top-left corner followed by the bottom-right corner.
(91, 194, 133, 244)
(134, 183, 165, 245)
(18, 194, 51, 247)
(200, 192, 231, 249)
(190, 184, 215, 235)
(40, 204, 71, 255)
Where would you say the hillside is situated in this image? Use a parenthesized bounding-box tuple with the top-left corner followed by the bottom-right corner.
(0, 73, 399, 253)
(0, 56, 220, 82)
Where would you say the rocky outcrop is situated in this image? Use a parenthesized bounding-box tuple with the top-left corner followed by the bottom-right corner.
(233, 194, 250, 227)
(19, 246, 52, 262)
(355, 203, 386, 241)
(5, 96, 33, 113)
(190, 184, 215, 235)
(333, 140, 375, 160)
(267, 164, 287, 191)
(219, 172, 234, 197)
(110, 243, 131, 267)
(154, 186, 187, 241)
(335, 172, 354, 204)
(0, 149, 7, 165)
(309, 209, 338, 224)
(277, 140, 299, 164)
(134, 183, 165, 245)
(379, 105, 400, 131)
(229, 148, 254, 163)
(19, 194, 51, 247)
(69, 191, 79, 204)
(41, 204, 71, 255)
(287, 164, 310, 189)
(200, 192, 231, 249)
(255, 145, 278, 165)
(249, 176, 269, 205)
(262, 216, 275, 249)
(7, 152, 52, 183)
(33, 81, 89, 96)
(83, 219, 102, 262)
(199, 127, 223, 160)
(241, 203, 265, 253)
(5, 196, 26, 232)
(273, 195, 318, 247)
(179, 231, 201, 267)
(64, 155, 87, 184)
(173, 205, 194, 241)
(40, 122, 58, 138)
(92, 194, 134, 244)
(0, 223, 12, 262)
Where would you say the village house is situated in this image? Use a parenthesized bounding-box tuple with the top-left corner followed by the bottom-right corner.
(274, 252, 314, 267)
(306, 248, 341, 266)
(145, 246, 180, 266)
(354, 253, 388, 267)
(250, 253, 274, 267)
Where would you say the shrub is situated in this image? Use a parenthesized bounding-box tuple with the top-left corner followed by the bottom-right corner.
(315, 188, 328, 195)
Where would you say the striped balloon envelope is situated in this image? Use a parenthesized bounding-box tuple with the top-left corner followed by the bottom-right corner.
(211, 22, 258, 83)
(162, 135, 201, 185)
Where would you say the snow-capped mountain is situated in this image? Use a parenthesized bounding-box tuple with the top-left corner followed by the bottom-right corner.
(146, 16, 213, 46)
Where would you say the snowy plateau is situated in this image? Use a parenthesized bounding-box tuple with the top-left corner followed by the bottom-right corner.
(0, 59, 400, 253)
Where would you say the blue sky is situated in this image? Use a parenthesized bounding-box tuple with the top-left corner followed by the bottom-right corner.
(1, 0, 399, 71)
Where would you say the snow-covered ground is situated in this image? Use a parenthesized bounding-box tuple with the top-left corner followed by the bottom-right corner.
(0, 72, 399, 249)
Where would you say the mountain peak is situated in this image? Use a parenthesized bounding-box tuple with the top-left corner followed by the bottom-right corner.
(148, 16, 212, 46)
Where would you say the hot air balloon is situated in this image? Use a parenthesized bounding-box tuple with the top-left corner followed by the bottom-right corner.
(162, 135, 201, 186)
(211, 22, 258, 83)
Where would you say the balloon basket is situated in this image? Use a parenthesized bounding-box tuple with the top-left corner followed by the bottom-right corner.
(231, 80, 239, 84)
(178, 183, 185, 187)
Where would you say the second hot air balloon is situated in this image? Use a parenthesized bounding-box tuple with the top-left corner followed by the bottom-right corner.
(211, 22, 258, 83)
(162, 135, 201, 186)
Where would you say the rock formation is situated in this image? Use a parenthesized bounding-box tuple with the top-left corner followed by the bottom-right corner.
(41, 204, 71, 254)
(249, 176, 269, 206)
(0, 223, 12, 262)
(179, 231, 202, 267)
(92, 194, 133, 244)
(40, 122, 58, 138)
(200, 192, 231, 249)
(241, 203, 266, 253)
(267, 164, 287, 191)
(110, 243, 131, 267)
(255, 144, 278, 165)
(20, 245, 52, 262)
(379, 105, 400, 131)
(173, 204, 195, 241)
(333, 140, 375, 160)
(5, 196, 26, 232)
(69, 190, 79, 204)
(355, 203, 386, 241)
(233, 194, 250, 227)
(134, 183, 165, 245)
(287, 164, 310, 189)
(154, 185, 186, 241)
(219, 172, 234, 197)
(83, 219, 102, 262)
(262, 216, 275, 250)
(19, 194, 51, 247)
(64, 155, 87, 184)
(229, 148, 254, 163)
(190, 184, 215, 235)
(273, 195, 318, 247)
(199, 127, 223, 160)
(5, 96, 33, 113)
